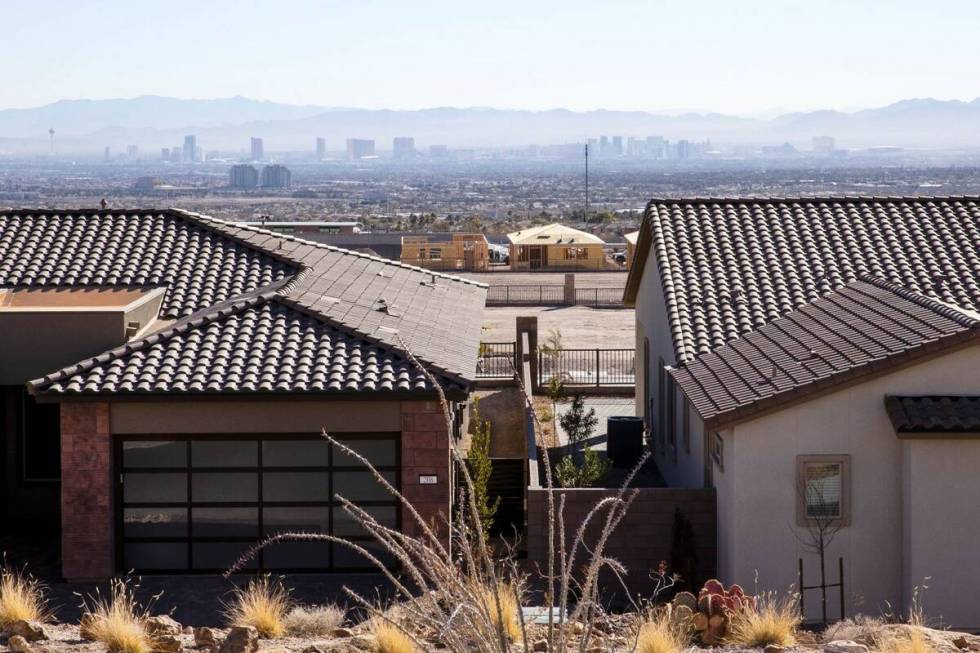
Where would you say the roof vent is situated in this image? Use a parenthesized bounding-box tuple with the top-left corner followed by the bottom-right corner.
(125, 321, 141, 338)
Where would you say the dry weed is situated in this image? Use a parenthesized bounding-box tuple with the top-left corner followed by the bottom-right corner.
(223, 576, 291, 638)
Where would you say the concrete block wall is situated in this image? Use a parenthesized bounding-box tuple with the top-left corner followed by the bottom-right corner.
(526, 487, 716, 598)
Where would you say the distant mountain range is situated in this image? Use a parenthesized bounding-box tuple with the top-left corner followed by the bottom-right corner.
(2, 95, 980, 154)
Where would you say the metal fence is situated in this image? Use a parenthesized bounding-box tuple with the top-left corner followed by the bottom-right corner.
(538, 348, 635, 387)
(485, 285, 624, 307)
(486, 285, 565, 306)
(574, 287, 626, 307)
(476, 341, 517, 378)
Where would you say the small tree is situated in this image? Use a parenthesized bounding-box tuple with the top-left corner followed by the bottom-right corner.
(545, 376, 565, 437)
(468, 397, 500, 540)
(559, 394, 598, 459)
(555, 449, 610, 488)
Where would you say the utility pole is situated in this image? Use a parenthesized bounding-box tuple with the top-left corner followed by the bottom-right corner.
(584, 142, 590, 220)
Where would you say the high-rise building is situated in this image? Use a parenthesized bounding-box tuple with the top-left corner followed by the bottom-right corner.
(346, 138, 375, 160)
(598, 136, 609, 158)
(316, 137, 326, 160)
(250, 137, 264, 161)
(676, 139, 690, 160)
(229, 164, 258, 188)
(646, 136, 666, 159)
(261, 164, 291, 188)
(813, 136, 835, 154)
(183, 135, 197, 162)
(429, 144, 449, 158)
(103, 146, 111, 162)
(611, 136, 623, 157)
(127, 145, 139, 160)
(161, 147, 170, 161)
(392, 137, 415, 160)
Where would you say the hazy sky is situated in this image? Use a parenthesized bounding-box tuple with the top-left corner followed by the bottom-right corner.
(2, 0, 979, 115)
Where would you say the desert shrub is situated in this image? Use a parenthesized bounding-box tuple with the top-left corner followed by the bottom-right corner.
(282, 604, 345, 637)
(372, 619, 416, 653)
(636, 608, 690, 653)
(225, 338, 650, 653)
(556, 448, 611, 488)
(79, 579, 155, 653)
(477, 583, 521, 642)
(559, 394, 598, 447)
(224, 576, 291, 638)
(823, 615, 889, 647)
(0, 564, 49, 629)
(727, 592, 800, 647)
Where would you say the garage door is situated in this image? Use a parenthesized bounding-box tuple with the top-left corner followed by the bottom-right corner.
(118, 435, 399, 573)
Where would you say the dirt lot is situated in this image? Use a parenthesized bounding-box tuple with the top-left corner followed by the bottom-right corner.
(481, 305, 635, 349)
(460, 270, 629, 288)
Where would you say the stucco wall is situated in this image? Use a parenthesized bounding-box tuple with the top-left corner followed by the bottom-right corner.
(717, 343, 980, 627)
(903, 438, 980, 630)
(633, 252, 706, 489)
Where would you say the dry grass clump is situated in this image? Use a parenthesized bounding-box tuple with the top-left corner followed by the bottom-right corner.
(79, 579, 155, 653)
(727, 593, 801, 648)
(636, 608, 690, 653)
(823, 614, 889, 646)
(372, 620, 416, 653)
(477, 583, 522, 643)
(0, 565, 49, 629)
(282, 604, 345, 637)
(223, 576, 291, 638)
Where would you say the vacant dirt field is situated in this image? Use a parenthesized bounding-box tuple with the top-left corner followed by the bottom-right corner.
(460, 270, 629, 288)
(481, 305, 635, 349)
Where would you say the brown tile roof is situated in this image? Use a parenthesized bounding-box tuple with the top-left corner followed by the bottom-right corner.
(34, 294, 456, 396)
(0, 210, 297, 318)
(884, 395, 980, 435)
(17, 209, 487, 396)
(670, 276, 980, 428)
(625, 196, 980, 364)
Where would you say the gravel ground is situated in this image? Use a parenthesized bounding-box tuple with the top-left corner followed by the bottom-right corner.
(482, 306, 635, 349)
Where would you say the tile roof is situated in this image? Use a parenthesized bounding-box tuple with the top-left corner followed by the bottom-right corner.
(625, 196, 980, 364)
(34, 294, 454, 396)
(670, 276, 980, 427)
(15, 208, 487, 396)
(0, 210, 297, 318)
(884, 396, 980, 435)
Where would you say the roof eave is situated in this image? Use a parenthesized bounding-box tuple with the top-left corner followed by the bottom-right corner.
(696, 329, 980, 432)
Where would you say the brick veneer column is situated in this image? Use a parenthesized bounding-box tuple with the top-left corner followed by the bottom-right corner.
(61, 402, 114, 581)
(400, 401, 451, 545)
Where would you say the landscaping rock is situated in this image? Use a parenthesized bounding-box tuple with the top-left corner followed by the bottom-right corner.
(183, 627, 194, 636)
(7, 620, 49, 642)
(332, 627, 355, 638)
(953, 636, 970, 649)
(569, 621, 585, 635)
(153, 635, 183, 653)
(217, 627, 258, 653)
(824, 641, 870, 653)
(194, 627, 223, 649)
(146, 615, 183, 637)
(765, 645, 786, 653)
(350, 634, 376, 650)
(301, 646, 327, 653)
(7, 635, 32, 653)
(532, 638, 549, 652)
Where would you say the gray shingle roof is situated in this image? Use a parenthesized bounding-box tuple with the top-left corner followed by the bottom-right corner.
(0, 210, 297, 318)
(671, 276, 980, 427)
(884, 396, 980, 434)
(16, 208, 487, 396)
(625, 196, 980, 364)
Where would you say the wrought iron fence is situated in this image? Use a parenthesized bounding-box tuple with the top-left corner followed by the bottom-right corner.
(486, 285, 565, 305)
(538, 348, 635, 387)
(476, 341, 517, 378)
(485, 285, 625, 307)
(574, 287, 625, 307)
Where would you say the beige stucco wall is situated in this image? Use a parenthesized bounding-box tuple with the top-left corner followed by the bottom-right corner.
(715, 343, 980, 627)
(903, 438, 980, 630)
(111, 400, 402, 434)
(633, 253, 706, 489)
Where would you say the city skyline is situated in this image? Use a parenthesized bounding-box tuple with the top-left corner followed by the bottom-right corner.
(2, 0, 980, 115)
